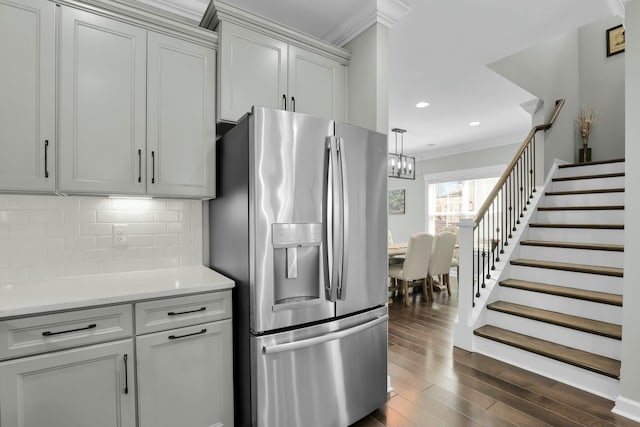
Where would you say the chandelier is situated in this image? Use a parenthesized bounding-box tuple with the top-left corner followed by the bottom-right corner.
(388, 128, 415, 180)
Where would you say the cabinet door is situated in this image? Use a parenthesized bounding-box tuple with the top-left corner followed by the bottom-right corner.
(0, 339, 135, 427)
(288, 45, 346, 121)
(218, 21, 288, 122)
(147, 32, 216, 198)
(58, 6, 146, 195)
(0, 0, 55, 192)
(137, 320, 233, 427)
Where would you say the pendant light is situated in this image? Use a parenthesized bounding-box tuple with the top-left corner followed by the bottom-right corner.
(388, 128, 415, 180)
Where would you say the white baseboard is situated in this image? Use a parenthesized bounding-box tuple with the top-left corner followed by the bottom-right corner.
(613, 396, 640, 422)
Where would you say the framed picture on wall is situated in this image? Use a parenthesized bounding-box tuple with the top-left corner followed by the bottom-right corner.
(388, 189, 405, 215)
(606, 24, 625, 57)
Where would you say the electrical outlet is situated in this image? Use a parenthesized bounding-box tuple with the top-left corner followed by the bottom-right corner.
(113, 223, 128, 248)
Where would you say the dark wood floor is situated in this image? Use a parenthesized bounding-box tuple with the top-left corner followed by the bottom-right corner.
(351, 280, 639, 427)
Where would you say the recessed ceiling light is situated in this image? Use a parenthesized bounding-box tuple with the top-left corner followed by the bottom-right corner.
(416, 101, 430, 108)
(427, 144, 436, 147)
(469, 121, 481, 126)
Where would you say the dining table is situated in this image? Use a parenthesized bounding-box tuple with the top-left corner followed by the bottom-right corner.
(388, 243, 408, 257)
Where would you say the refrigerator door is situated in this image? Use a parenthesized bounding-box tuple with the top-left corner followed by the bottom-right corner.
(251, 107, 335, 333)
(253, 306, 388, 427)
(334, 122, 388, 316)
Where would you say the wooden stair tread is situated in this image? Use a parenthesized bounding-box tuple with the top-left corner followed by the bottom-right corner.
(552, 172, 624, 182)
(538, 205, 624, 211)
(510, 258, 623, 277)
(474, 325, 621, 379)
(520, 240, 623, 252)
(487, 301, 622, 339)
(529, 223, 624, 229)
(500, 279, 623, 306)
(558, 158, 625, 168)
(545, 188, 625, 196)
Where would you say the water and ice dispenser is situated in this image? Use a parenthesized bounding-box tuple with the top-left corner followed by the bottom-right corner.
(271, 223, 323, 309)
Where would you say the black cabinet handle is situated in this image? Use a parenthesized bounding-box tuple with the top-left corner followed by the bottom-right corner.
(291, 96, 295, 112)
(168, 329, 207, 340)
(123, 354, 129, 394)
(282, 94, 287, 110)
(167, 307, 206, 316)
(151, 151, 156, 184)
(42, 323, 97, 336)
(44, 140, 49, 178)
(137, 149, 142, 183)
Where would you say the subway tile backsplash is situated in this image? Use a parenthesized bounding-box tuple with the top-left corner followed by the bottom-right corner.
(0, 195, 203, 284)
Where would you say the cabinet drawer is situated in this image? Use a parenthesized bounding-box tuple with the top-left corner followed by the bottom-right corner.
(0, 305, 133, 361)
(135, 291, 231, 335)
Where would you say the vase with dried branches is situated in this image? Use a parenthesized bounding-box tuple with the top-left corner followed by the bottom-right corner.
(576, 107, 597, 162)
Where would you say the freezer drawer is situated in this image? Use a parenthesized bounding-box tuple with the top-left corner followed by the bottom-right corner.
(252, 307, 388, 427)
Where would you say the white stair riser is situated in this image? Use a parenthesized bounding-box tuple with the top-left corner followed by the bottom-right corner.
(526, 227, 624, 245)
(474, 336, 619, 400)
(543, 192, 625, 207)
(555, 162, 625, 178)
(486, 310, 621, 359)
(509, 265, 623, 294)
(498, 286, 622, 324)
(535, 210, 624, 225)
(550, 176, 625, 192)
(518, 245, 624, 268)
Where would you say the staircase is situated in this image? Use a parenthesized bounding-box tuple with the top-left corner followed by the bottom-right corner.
(473, 158, 625, 399)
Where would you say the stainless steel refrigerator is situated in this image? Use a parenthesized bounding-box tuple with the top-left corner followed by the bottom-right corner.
(209, 106, 388, 427)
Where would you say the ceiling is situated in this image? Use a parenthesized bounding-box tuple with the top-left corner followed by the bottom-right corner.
(144, 0, 617, 159)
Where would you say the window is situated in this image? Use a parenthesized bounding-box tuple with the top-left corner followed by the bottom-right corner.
(428, 177, 498, 235)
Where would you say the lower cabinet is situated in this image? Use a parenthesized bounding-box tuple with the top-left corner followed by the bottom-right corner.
(0, 339, 136, 427)
(136, 320, 233, 427)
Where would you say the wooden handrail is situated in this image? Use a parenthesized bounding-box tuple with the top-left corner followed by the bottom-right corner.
(473, 98, 565, 225)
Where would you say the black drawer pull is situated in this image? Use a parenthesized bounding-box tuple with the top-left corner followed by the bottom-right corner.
(167, 307, 206, 316)
(123, 354, 129, 394)
(44, 140, 49, 178)
(168, 328, 207, 340)
(42, 323, 97, 336)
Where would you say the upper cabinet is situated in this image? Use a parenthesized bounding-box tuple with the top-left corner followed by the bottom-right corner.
(208, 3, 349, 124)
(0, 0, 56, 193)
(58, 6, 148, 196)
(147, 32, 216, 198)
(58, 5, 217, 198)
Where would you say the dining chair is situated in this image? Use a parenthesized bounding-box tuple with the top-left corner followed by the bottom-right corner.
(428, 231, 457, 296)
(388, 232, 434, 306)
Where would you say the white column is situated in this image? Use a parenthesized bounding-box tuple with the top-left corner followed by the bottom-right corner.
(453, 218, 475, 350)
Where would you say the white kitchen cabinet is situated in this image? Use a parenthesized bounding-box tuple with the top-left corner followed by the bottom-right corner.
(218, 21, 288, 123)
(57, 4, 217, 198)
(0, 339, 136, 427)
(136, 320, 233, 427)
(216, 18, 348, 123)
(58, 6, 147, 195)
(147, 32, 216, 198)
(288, 45, 346, 122)
(0, 0, 56, 193)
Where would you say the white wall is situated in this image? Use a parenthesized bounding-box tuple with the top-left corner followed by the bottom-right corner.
(0, 195, 202, 284)
(489, 16, 625, 173)
(617, 0, 640, 418)
(489, 31, 580, 176)
(387, 168, 424, 243)
(579, 16, 626, 160)
(345, 23, 389, 133)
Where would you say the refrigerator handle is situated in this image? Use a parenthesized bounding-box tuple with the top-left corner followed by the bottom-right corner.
(336, 138, 348, 300)
(262, 315, 388, 355)
(324, 137, 338, 302)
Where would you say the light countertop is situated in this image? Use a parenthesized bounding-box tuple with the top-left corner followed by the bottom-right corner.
(0, 265, 234, 319)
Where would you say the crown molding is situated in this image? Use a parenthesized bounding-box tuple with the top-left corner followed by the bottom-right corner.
(324, 0, 409, 47)
(55, 0, 217, 45)
(135, 0, 207, 23)
(413, 129, 527, 161)
(607, 0, 625, 17)
(204, 0, 350, 64)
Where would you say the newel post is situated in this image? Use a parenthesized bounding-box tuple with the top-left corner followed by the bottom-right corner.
(453, 218, 475, 351)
